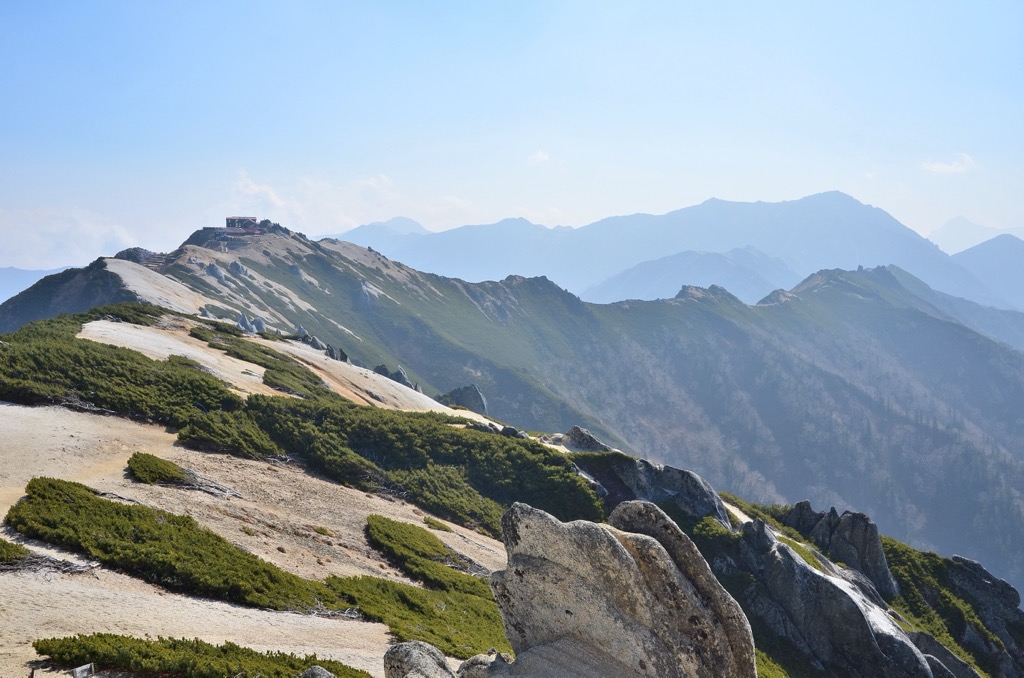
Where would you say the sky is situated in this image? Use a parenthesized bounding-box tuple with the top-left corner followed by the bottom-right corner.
(1, 1, 1022, 268)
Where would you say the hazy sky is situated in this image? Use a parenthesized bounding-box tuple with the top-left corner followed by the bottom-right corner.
(2, 1, 1021, 268)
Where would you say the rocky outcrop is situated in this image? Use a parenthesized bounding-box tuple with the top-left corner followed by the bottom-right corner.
(228, 260, 248, 277)
(326, 344, 348, 362)
(907, 631, 981, 678)
(374, 364, 414, 388)
(114, 247, 156, 264)
(491, 501, 755, 677)
(563, 425, 611, 451)
(384, 641, 456, 678)
(205, 262, 225, 281)
(385, 501, 756, 678)
(784, 501, 899, 600)
(734, 519, 931, 677)
(944, 556, 1024, 675)
(297, 666, 337, 678)
(436, 384, 488, 415)
(573, 454, 732, 530)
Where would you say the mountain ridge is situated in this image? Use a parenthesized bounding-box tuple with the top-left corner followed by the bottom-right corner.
(348, 191, 1014, 310)
(4, 225, 1024, 595)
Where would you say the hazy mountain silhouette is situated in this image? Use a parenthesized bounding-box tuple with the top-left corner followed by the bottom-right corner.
(581, 247, 802, 304)
(352, 192, 1010, 308)
(953, 234, 1024, 312)
(927, 216, 1009, 254)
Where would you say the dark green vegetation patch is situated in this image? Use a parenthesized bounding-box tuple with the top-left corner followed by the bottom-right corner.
(365, 514, 489, 597)
(0, 304, 604, 538)
(0, 536, 30, 562)
(126, 452, 191, 486)
(185, 396, 603, 537)
(6, 478, 509, 659)
(33, 633, 370, 678)
(329, 515, 509, 658)
(0, 305, 240, 427)
(423, 515, 453, 532)
(4, 477, 336, 611)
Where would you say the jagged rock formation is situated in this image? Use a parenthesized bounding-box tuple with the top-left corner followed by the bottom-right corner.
(326, 344, 347, 362)
(574, 455, 732, 530)
(374, 364, 414, 389)
(228, 261, 248, 277)
(732, 519, 932, 676)
(386, 501, 756, 677)
(907, 631, 980, 678)
(784, 500, 899, 600)
(563, 425, 611, 451)
(114, 247, 157, 265)
(944, 556, 1024, 674)
(436, 384, 488, 415)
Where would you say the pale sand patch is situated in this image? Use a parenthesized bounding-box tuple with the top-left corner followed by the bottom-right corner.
(0, 403, 506, 677)
(0, 568, 391, 677)
(77, 319, 283, 397)
(252, 338, 494, 426)
(77, 316, 491, 427)
(103, 258, 214, 315)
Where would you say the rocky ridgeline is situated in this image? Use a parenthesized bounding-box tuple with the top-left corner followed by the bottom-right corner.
(383, 454, 1023, 677)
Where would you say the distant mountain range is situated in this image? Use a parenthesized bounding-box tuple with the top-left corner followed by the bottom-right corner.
(335, 192, 1022, 311)
(5, 220, 1024, 595)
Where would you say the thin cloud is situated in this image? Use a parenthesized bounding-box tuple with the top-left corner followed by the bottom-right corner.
(528, 150, 550, 164)
(0, 208, 135, 269)
(922, 153, 976, 175)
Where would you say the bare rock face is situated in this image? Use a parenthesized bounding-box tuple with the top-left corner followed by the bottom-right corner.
(784, 501, 899, 600)
(944, 556, 1024, 675)
(618, 459, 733, 530)
(573, 454, 732, 530)
(737, 519, 931, 677)
(490, 501, 756, 677)
(563, 425, 612, 451)
(436, 384, 488, 415)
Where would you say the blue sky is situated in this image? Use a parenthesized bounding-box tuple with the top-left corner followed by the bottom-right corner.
(1, 1, 1021, 268)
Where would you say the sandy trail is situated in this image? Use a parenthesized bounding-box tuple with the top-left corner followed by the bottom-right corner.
(0, 403, 505, 677)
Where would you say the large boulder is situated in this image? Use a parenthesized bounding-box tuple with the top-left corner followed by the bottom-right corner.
(384, 641, 455, 678)
(490, 501, 756, 677)
(436, 384, 488, 415)
(563, 425, 612, 451)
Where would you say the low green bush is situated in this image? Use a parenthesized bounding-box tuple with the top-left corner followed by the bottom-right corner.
(33, 633, 370, 678)
(0, 537, 30, 562)
(366, 514, 490, 598)
(5, 478, 336, 611)
(327, 575, 510, 659)
(126, 452, 191, 485)
(423, 516, 452, 532)
(0, 309, 242, 427)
